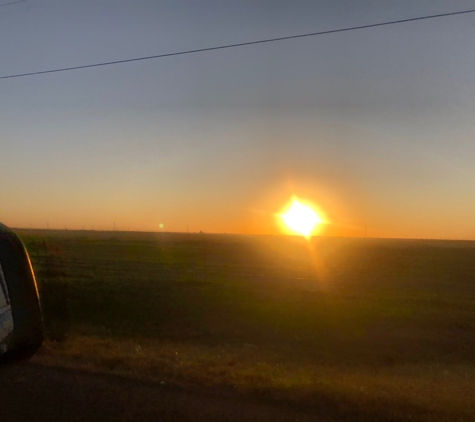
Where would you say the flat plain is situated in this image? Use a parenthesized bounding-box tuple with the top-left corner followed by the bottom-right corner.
(17, 229, 475, 421)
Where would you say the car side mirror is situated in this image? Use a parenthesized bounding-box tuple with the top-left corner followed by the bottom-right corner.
(0, 223, 43, 362)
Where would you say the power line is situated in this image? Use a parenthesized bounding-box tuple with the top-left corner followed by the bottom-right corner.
(1, 8, 475, 80)
(0, 0, 25, 8)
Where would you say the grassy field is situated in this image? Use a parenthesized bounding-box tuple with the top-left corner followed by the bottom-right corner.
(17, 229, 475, 421)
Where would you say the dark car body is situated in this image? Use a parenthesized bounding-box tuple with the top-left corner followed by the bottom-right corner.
(0, 223, 43, 361)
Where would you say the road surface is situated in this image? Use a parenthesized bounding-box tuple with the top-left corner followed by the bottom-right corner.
(0, 362, 322, 422)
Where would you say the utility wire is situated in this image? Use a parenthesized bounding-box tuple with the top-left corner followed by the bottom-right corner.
(1, 8, 475, 80)
(0, 0, 25, 8)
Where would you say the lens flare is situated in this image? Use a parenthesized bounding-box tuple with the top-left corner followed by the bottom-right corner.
(280, 198, 324, 238)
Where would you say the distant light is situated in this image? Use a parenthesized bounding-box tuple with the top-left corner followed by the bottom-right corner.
(159, 223, 164, 229)
(280, 198, 324, 238)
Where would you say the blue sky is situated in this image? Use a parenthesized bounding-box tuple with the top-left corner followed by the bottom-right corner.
(1, 0, 475, 238)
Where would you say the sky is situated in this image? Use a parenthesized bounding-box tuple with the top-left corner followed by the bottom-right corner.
(1, 0, 475, 239)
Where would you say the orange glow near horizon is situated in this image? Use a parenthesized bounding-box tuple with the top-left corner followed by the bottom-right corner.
(279, 198, 325, 238)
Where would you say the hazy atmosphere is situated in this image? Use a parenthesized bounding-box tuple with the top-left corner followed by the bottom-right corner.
(2, 0, 475, 239)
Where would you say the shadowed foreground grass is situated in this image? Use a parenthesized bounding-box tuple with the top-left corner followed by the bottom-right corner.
(19, 230, 475, 421)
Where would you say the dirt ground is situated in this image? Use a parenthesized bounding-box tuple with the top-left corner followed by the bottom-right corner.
(0, 361, 324, 422)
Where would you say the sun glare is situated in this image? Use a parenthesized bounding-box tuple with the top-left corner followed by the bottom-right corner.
(280, 198, 323, 238)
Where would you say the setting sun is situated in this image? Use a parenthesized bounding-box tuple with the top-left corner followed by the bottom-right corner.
(280, 198, 324, 238)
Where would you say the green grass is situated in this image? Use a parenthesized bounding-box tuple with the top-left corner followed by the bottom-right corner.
(18, 229, 475, 421)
